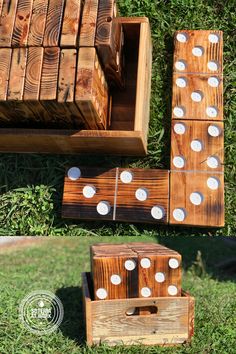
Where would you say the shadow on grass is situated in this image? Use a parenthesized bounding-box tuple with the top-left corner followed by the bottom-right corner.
(55, 286, 85, 345)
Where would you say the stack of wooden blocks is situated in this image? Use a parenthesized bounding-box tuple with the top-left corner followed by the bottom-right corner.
(0, 0, 124, 129)
(62, 30, 224, 228)
(82, 242, 194, 346)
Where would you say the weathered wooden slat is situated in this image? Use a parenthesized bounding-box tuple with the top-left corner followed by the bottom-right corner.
(40, 47, 60, 101)
(95, 0, 124, 88)
(60, 0, 82, 47)
(78, 0, 99, 47)
(0, 0, 19, 47)
(8, 47, 27, 100)
(11, 0, 34, 47)
(0, 48, 12, 101)
(27, 0, 49, 46)
(43, 0, 65, 47)
(75, 47, 109, 130)
(58, 48, 87, 128)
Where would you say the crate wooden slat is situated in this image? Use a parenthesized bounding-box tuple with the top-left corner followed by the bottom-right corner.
(0, 18, 152, 155)
(0, 0, 18, 47)
(11, 0, 34, 47)
(60, 0, 82, 48)
(79, 0, 99, 47)
(27, 0, 49, 47)
(82, 272, 194, 346)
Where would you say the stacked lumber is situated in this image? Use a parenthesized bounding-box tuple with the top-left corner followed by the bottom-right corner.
(0, 0, 124, 129)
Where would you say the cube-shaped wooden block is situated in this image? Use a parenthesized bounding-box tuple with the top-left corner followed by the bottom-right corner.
(62, 167, 169, 224)
(170, 171, 224, 227)
(172, 73, 223, 121)
(91, 243, 138, 300)
(91, 243, 182, 300)
(171, 120, 224, 172)
(173, 30, 223, 74)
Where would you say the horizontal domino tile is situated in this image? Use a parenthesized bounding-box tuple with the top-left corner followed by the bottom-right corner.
(170, 30, 224, 227)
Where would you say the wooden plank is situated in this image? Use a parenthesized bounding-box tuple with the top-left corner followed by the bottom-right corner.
(115, 168, 169, 224)
(40, 47, 60, 101)
(174, 30, 223, 75)
(43, 0, 65, 47)
(75, 47, 109, 130)
(79, 0, 99, 47)
(0, 48, 12, 101)
(0, 1, 3, 15)
(171, 120, 224, 172)
(58, 48, 87, 129)
(95, 0, 124, 88)
(0, 0, 18, 47)
(169, 171, 224, 227)
(172, 73, 223, 121)
(60, 0, 82, 47)
(27, 0, 49, 46)
(8, 48, 27, 101)
(11, 0, 34, 47)
(62, 167, 169, 224)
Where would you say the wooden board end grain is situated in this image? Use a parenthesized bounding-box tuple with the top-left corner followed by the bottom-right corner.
(0, 0, 18, 47)
(60, 0, 82, 47)
(11, 0, 34, 47)
(27, 0, 49, 47)
(78, 0, 99, 47)
(43, 0, 65, 47)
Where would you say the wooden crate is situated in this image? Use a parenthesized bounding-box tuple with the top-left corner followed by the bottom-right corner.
(0, 18, 152, 156)
(82, 272, 194, 346)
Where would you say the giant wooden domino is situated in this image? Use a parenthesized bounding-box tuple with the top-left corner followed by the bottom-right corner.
(91, 243, 182, 300)
(62, 30, 224, 227)
(0, 0, 123, 129)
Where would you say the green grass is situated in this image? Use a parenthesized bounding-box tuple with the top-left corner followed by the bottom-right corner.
(0, 0, 235, 236)
(0, 236, 235, 353)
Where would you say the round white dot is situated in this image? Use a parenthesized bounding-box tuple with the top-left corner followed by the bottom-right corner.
(174, 123, 186, 135)
(83, 185, 96, 198)
(207, 156, 220, 169)
(176, 32, 188, 43)
(208, 124, 221, 137)
(140, 258, 151, 269)
(141, 287, 151, 298)
(175, 60, 187, 71)
(190, 192, 204, 206)
(168, 285, 178, 296)
(120, 170, 133, 184)
(151, 206, 165, 220)
(126, 308, 136, 316)
(67, 167, 81, 181)
(173, 106, 185, 118)
(191, 139, 203, 152)
(173, 208, 187, 222)
(96, 201, 111, 215)
(207, 177, 220, 190)
(96, 288, 107, 299)
(155, 272, 165, 283)
(192, 46, 204, 57)
(173, 156, 185, 169)
(207, 61, 219, 71)
(191, 91, 204, 102)
(208, 77, 220, 87)
(125, 259, 136, 271)
(110, 274, 122, 285)
(169, 258, 179, 269)
(206, 106, 218, 118)
(208, 33, 220, 43)
(135, 188, 149, 201)
(176, 77, 187, 88)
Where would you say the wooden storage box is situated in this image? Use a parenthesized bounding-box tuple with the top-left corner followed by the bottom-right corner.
(0, 18, 152, 156)
(82, 272, 194, 346)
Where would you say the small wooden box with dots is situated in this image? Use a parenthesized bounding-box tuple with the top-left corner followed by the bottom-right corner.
(91, 243, 182, 300)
